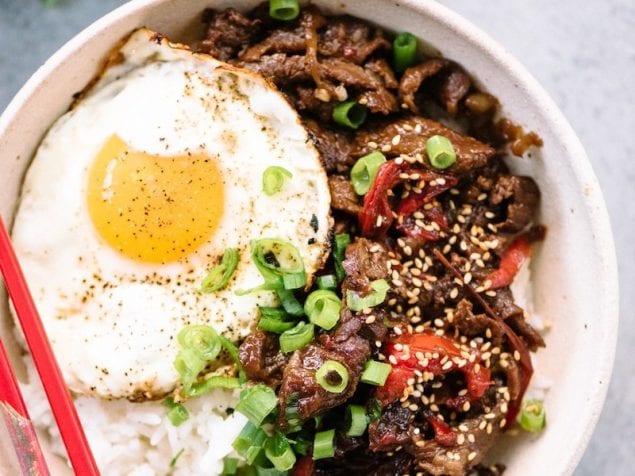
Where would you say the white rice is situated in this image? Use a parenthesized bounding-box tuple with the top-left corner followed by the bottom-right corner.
(20, 356, 247, 475)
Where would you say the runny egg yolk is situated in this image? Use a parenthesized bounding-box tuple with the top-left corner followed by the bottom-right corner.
(87, 135, 224, 263)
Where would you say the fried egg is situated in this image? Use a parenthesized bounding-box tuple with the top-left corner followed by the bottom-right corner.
(11, 29, 331, 400)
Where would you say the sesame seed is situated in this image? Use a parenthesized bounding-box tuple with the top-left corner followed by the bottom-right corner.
(434, 318, 444, 327)
(381, 144, 392, 152)
(450, 288, 459, 299)
(457, 434, 466, 445)
(442, 360, 453, 371)
(468, 452, 477, 462)
(464, 272, 472, 284)
(486, 423, 493, 434)
(500, 418, 507, 428)
(368, 141, 378, 149)
(388, 355, 398, 365)
(514, 350, 521, 361)
(462, 401, 471, 412)
(392, 134, 401, 146)
(477, 193, 488, 201)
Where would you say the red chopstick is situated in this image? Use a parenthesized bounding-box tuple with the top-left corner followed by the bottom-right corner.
(0, 217, 100, 475)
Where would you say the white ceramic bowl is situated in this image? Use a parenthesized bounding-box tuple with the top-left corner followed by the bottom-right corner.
(0, 1, 618, 474)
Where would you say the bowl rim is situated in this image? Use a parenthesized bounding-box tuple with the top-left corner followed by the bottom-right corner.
(0, 0, 619, 473)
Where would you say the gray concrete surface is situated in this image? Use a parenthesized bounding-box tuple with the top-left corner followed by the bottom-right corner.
(1, 0, 633, 474)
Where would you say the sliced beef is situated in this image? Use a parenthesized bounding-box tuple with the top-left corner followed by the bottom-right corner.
(240, 54, 311, 84)
(315, 448, 413, 475)
(359, 88, 399, 115)
(277, 330, 369, 425)
(240, 28, 306, 61)
(364, 58, 399, 89)
(352, 116, 496, 176)
(329, 175, 362, 215)
(454, 299, 504, 347)
(319, 16, 391, 64)
(489, 175, 540, 233)
(399, 59, 472, 116)
(239, 330, 288, 386)
(490, 289, 545, 351)
(399, 59, 449, 112)
(413, 390, 506, 476)
(304, 119, 354, 173)
(368, 403, 413, 451)
(438, 65, 472, 116)
(198, 8, 261, 61)
(342, 237, 389, 294)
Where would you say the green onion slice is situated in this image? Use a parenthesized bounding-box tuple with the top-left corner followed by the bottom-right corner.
(315, 360, 349, 393)
(279, 322, 314, 353)
(393, 32, 418, 73)
(269, 0, 300, 21)
(316, 274, 338, 290)
(350, 151, 387, 195)
(313, 429, 336, 460)
(263, 166, 293, 196)
(368, 398, 382, 422)
(221, 457, 239, 475)
(185, 375, 241, 398)
(236, 384, 279, 426)
(177, 325, 222, 361)
(163, 398, 189, 426)
(332, 101, 367, 129)
(219, 335, 247, 384)
(258, 305, 296, 333)
(174, 347, 207, 393)
(252, 238, 307, 291)
(346, 279, 390, 312)
(426, 134, 457, 170)
(264, 432, 297, 471)
(276, 288, 305, 316)
(333, 233, 351, 282)
(233, 422, 268, 465)
(304, 290, 342, 330)
(360, 360, 392, 386)
(345, 404, 368, 436)
(518, 399, 546, 432)
(200, 248, 239, 293)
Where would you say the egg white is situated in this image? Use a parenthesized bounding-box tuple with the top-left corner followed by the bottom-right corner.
(12, 29, 331, 400)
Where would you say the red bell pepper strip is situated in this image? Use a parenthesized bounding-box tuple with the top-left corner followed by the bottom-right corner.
(358, 160, 456, 239)
(376, 333, 492, 406)
(427, 415, 457, 447)
(485, 237, 532, 289)
(292, 456, 315, 476)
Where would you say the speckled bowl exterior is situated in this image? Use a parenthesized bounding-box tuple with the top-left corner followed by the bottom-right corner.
(0, 1, 618, 475)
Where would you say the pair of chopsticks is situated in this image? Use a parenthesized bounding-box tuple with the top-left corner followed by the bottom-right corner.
(0, 217, 99, 475)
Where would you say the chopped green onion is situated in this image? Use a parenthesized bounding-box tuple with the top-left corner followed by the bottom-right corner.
(333, 233, 350, 282)
(251, 238, 307, 291)
(315, 360, 349, 393)
(360, 360, 392, 386)
(317, 274, 338, 290)
(186, 375, 241, 397)
(178, 325, 222, 361)
(282, 272, 306, 290)
(233, 422, 268, 465)
(170, 448, 185, 468)
(304, 290, 342, 330)
(253, 467, 287, 476)
(221, 457, 239, 475)
(200, 248, 239, 293)
(264, 432, 297, 471)
(292, 433, 312, 456)
(518, 399, 546, 432)
(174, 348, 207, 393)
(345, 404, 368, 436)
(350, 151, 387, 195)
(219, 335, 247, 383)
(259, 306, 296, 334)
(393, 32, 418, 73)
(312, 429, 335, 460)
(279, 322, 314, 353)
(236, 384, 279, 426)
(263, 166, 293, 196)
(259, 315, 296, 334)
(276, 288, 304, 316)
(332, 101, 367, 129)
(163, 398, 189, 426)
(426, 135, 457, 170)
(269, 0, 300, 21)
(346, 279, 390, 311)
(368, 398, 382, 422)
